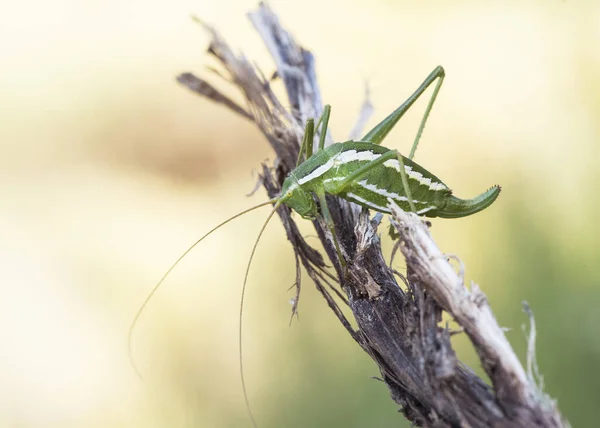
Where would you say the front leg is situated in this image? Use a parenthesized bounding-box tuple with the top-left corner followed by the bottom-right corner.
(316, 191, 347, 269)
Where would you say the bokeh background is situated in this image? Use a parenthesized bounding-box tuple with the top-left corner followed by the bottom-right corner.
(1, 0, 599, 426)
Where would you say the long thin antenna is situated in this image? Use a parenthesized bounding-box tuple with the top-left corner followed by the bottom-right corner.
(128, 198, 278, 379)
(239, 201, 282, 428)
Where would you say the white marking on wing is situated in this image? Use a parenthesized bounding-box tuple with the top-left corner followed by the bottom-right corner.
(322, 177, 345, 185)
(416, 206, 437, 215)
(325, 178, 432, 211)
(334, 149, 380, 166)
(430, 182, 448, 191)
(346, 192, 390, 213)
(383, 160, 447, 192)
(329, 148, 448, 192)
(420, 177, 432, 187)
(356, 180, 426, 204)
(382, 159, 401, 172)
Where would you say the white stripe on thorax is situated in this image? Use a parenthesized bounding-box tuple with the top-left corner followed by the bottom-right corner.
(297, 158, 335, 185)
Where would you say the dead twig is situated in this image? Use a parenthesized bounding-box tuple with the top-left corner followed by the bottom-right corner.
(178, 3, 568, 427)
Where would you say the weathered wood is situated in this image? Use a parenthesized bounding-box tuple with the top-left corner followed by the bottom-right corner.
(177, 3, 568, 427)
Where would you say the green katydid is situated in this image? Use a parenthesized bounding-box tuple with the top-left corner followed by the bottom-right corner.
(129, 65, 500, 427)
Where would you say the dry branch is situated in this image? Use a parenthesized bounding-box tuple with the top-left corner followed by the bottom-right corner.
(177, 3, 568, 427)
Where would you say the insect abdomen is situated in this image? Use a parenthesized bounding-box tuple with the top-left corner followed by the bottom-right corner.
(322, 142, 450, 216)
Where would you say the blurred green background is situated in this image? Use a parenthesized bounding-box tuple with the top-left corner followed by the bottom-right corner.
(1, 0, 598, 426)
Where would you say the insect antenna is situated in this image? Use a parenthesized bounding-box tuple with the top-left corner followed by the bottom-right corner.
(128, 197, 278, 379)
(239, 200, 282, 428)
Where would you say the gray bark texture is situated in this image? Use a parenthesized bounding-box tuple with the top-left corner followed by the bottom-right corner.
(177, 3, 568, 427)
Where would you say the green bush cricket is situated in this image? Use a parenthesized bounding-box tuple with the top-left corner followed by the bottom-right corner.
(129, 65, 501, 427)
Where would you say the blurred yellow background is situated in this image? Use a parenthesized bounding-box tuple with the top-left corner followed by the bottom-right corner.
(1, 0, 599, 426)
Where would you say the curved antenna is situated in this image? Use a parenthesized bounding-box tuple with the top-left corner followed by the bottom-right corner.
(128, 197, 278, 379)
(239, 200, 282, 428)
